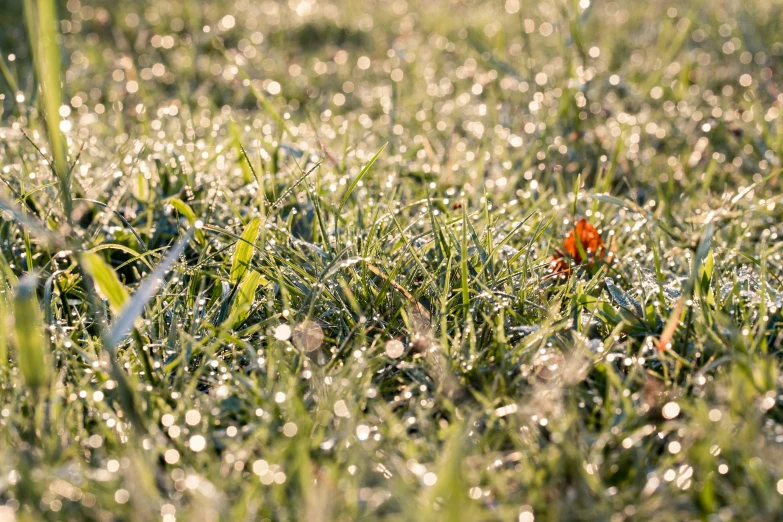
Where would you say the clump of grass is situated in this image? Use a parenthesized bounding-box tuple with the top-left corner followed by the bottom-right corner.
(1, 0, 783, 520)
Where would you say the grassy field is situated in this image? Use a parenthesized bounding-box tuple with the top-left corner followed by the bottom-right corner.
(2, 0, 783, 520)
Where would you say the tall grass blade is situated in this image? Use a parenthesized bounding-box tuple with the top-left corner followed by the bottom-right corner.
(24, 0, 71, 217)
(106, 229, 194, 350)
(226, 270, 263, 328)
(337, 143, 386, 214)
(82, 252, 130, 314)
(13, 275, 50, 392)
(230, 217, 261, 284)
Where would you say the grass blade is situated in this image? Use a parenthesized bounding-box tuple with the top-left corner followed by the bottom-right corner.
(168, 197, 197, 225)
(24, 0, 70, 216)
(107, 229, 194, 350)
(225, 270, 264, 328)
(82, 252, 130, 314)
(13, 275, 50, 392)
(338, 143, 387, 214)
(230, 217, 261, 284)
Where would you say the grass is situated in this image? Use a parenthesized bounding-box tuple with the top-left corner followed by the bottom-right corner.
(1, 0, 783, 520)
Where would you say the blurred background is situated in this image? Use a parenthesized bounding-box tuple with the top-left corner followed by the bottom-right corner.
(2, 0, 782, 196)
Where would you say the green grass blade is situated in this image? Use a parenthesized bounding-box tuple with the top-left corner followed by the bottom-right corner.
(0, 54, 19, 95)
(338, 143, 387, 214)
(13, 275, 50, 392)
(107, 229, 194, 350)
(24, 0, 70, 216)
(226, 270, 263, 328)
(82, 252, 130, 315)
(230, 217, 261, 284)
(168, 197, 197, 224)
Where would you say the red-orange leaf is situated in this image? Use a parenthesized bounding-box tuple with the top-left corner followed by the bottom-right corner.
(548, 218, 610, 279)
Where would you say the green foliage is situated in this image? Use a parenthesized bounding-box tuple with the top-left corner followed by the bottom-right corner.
(226, 270, 265, 328)
(1, 0, 783, 520)
(230, 217, 261, 284)
(23, 0, 70, 217)
(82, 252, 130, 314)
(338, 142, 386, 214)
(12, 275, 49, 392)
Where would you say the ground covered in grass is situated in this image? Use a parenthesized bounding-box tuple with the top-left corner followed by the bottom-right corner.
(2, 0, 783, 520)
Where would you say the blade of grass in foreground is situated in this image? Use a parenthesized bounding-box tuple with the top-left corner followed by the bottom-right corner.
(230, 217, 261, 284)
(24, 0, 71, 218)
(82, 252, 130, 314)
(106, 229, 195, 350)
(13, 275, 50, 393)
(225, 270, 264, 328)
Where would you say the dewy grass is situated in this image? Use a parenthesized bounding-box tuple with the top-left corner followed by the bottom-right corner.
(1, 0, 783, 520)
(23, 0, 72, 219)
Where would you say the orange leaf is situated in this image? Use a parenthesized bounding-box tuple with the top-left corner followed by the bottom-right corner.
(563, 218, 605, 263)
(657, 298, 684, 352)
(547, 218, 609, 279)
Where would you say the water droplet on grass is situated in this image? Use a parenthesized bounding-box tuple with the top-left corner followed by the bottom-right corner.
(385, 339, 404, 358)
